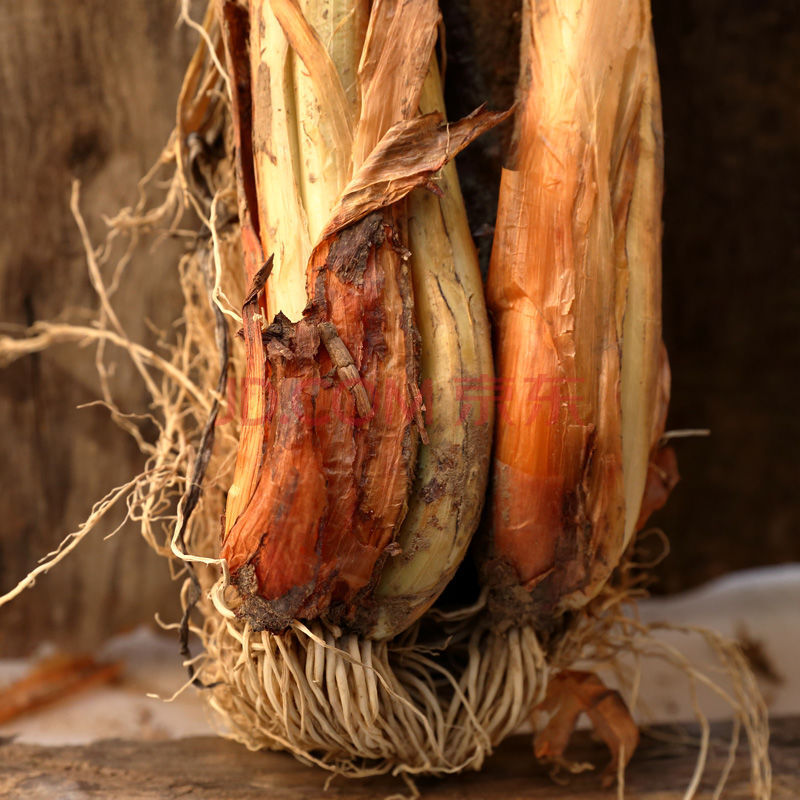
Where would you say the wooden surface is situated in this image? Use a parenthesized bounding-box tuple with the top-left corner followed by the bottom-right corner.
(0, 0, 201, 654)
(1, 717, 797, 799)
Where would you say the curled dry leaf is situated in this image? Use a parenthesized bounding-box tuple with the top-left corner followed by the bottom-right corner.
(322, 107, 512, 240)
(533, 670, 640, 787)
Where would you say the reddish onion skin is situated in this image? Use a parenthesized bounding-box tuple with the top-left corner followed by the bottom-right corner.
(222, 318, 329, 625)
(220, 214, 418, 629)
(310, 210, 419, 611)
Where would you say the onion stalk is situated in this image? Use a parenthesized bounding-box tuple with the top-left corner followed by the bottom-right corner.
(219, 0, 503, 637)
(483, 0, 673, 622)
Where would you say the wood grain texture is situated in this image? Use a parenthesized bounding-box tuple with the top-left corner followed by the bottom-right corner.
(0, 717, 797, 798)
(0, 0, 202, 654)
(645, 0, 800, 592)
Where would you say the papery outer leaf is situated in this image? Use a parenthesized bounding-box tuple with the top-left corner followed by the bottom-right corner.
(220, 2, 270, 532)
(485, 0, 671, 619)
(354, 0, 440, 166)
(321, 107, 513, 242)
(249, 0, 315, 322)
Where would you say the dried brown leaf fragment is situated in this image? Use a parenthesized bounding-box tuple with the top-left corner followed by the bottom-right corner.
(533, 670, 639, 787)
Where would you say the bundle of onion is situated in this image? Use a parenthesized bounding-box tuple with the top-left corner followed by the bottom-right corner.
(0, 0, 770, 789)
(481, 0, 676, 775)
(166, 0, 684, 777)
(176, 0, 546, 775)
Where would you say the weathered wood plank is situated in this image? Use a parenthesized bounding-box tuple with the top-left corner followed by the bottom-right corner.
(1, 717, 797, 799)
(0, 0, 202, 654)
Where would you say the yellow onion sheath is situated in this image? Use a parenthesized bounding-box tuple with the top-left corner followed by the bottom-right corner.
(368, 60, 495, 638)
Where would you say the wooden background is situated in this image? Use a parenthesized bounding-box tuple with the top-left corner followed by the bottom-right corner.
(0, 1, 198, 654)
(1, 0, 798, 654)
